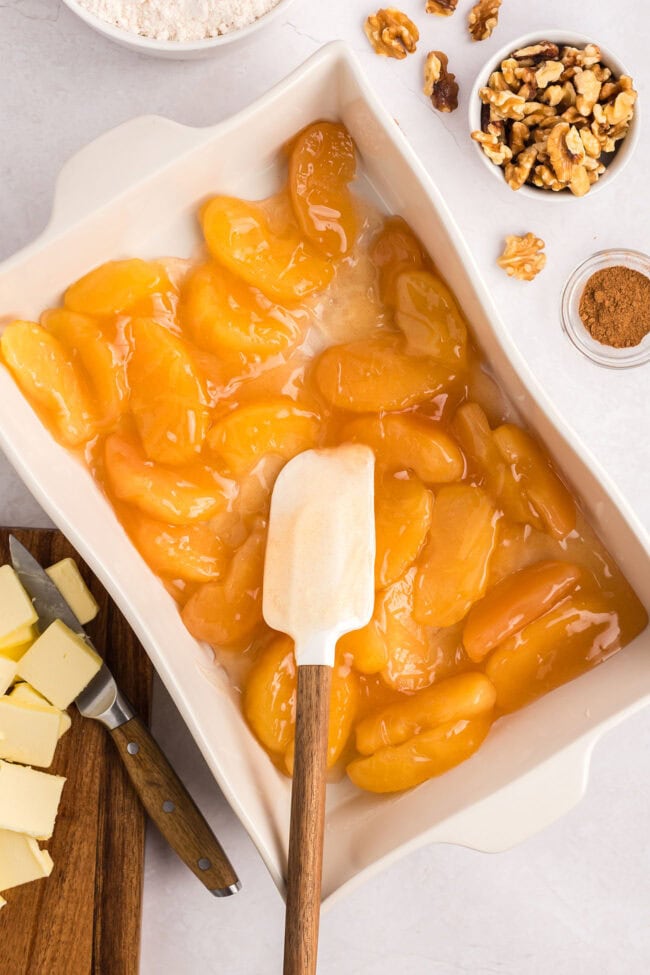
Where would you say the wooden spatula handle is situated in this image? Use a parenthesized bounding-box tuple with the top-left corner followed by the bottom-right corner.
(111, 715, 240, 896)
(284, 664, 332, 975)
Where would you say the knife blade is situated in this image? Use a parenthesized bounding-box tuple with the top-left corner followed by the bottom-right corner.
(10, 534, 88, 636)
(9, 534, 240, 896)
(9, 535, 129, 726)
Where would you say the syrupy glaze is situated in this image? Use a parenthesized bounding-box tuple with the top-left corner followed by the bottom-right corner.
(2, 121, 647, 793)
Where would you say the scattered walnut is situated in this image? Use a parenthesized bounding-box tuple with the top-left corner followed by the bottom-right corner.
(575, 70, 601, 116)
(471, 40, 636, 194)
(504, 146, 537, 190)
(426, 0, 458, 14)
(471, 129, 512, 165)
(497, 234, 546, 281)
(547, 122, 585, 182)
(479, 87, 526, 120)
(424, 51, 459, 112)
(468, 0, 501, 42)
(535, 60, 564, 89)
(364, 8, 419, 60)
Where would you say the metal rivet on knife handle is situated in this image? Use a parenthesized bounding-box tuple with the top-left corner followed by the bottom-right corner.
(110, 714, 240, 895)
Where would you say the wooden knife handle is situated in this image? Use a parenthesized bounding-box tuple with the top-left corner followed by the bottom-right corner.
(283, 664, 331, 975)
(110, 715, 240, 896)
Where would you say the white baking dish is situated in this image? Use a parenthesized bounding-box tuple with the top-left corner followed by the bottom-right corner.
(0, 42, 648, 906)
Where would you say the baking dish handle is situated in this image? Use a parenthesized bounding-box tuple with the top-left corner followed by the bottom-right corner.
(45, 115, 209, 238)
(437, 733, 600, 853)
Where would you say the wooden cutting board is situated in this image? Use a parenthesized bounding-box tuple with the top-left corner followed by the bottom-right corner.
(0, 528, 153, 975)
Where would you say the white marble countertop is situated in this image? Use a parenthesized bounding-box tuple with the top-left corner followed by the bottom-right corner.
(1, 1, 649, 972)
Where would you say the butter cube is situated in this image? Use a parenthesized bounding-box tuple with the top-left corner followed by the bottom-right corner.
(0, 566, 38, 642)
(9, 682, 71, 739)
(0, 828, 53, 892)
(0, 697, 61, 767)
(0, 636, 37, 664)
(46, 558, 99, 626)
(0, 760, 65, 839)
(17, 619, 102, 710)
(0, 657, 16, 696)
(0, 622, 37, 655)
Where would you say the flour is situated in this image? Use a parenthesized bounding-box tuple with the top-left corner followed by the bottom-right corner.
(77, 0, 282, 41)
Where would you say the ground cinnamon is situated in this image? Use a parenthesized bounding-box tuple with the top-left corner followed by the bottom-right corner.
(579, 265, 650, 348)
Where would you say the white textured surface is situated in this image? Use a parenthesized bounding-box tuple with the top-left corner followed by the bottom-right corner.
(0, 1, 648, 972)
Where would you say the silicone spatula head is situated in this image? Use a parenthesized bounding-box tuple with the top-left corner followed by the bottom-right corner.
(263, 444, 376, 668)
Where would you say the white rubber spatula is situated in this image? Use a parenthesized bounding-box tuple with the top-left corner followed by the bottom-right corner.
(263, 444, 376, 975)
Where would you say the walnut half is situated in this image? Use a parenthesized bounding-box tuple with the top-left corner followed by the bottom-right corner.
(468, 0, 501, 41)
(511, 42, 560, 64)
(424, 51, 459, 112)
(497, 234, 546, 281)
(547, 122, 585, 182)
(471, 129, 512, 165)
(479, 87, 526, 120)
(426, 0, 458, 14)
(364, 8, 419, 60)
(504, 145, 537, 191)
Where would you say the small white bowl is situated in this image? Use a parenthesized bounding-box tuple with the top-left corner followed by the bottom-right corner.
(61, 0, 299, 59)
(468, 29, 640, 200)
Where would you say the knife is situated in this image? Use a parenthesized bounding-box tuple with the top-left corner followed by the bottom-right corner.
(9, 535, 240, 898)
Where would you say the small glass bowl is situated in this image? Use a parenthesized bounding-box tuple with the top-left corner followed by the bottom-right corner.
(560, 249, 650, 368)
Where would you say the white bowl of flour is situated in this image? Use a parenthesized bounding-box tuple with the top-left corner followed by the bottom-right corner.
(62, 0, 300, 58)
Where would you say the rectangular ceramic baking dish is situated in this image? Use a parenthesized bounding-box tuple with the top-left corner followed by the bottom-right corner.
(0, 43, 648, 906)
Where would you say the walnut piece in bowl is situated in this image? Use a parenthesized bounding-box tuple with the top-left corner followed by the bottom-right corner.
(468, 31, 639, 199)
